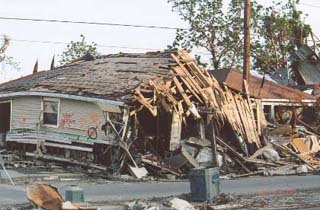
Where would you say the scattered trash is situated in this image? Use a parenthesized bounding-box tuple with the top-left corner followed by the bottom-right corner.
(26, 184, 97, 210)
(169, 198, 195, 210)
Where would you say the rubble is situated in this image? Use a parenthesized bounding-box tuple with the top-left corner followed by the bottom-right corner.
(1, 50, 320, 180)
(27, 184, 64, 210)
(26, 183, 99, 210)
(169, 198, 195, 210)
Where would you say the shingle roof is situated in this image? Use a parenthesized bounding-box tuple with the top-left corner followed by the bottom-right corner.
(0, 51, 176, 102)
(211, 68, 316, 101)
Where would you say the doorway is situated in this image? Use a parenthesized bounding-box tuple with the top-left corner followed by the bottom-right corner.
(0, 102, 11, 147)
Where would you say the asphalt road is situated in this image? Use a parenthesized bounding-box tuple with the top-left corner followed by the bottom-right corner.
(1, 175, 320, 205)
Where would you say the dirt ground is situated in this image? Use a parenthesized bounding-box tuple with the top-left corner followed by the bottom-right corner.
(197, 188, 320, 210)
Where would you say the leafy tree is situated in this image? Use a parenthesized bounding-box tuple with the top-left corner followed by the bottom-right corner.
(0, 35, 10, 63)
(168, 0, 311, 73)
(168, 0, 247, 70)
(252, 0, 311, 73)
(0, 35, 20, 71)
(59, 34, 99, 65)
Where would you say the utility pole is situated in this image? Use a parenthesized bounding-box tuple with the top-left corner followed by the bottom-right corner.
(243, 0, 251, 94)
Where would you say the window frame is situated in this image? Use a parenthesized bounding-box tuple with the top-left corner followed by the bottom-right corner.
(41, 97, 60, 128)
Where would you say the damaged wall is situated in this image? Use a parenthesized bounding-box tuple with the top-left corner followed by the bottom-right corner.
(11, 96, 41, 130)
(9, 96, 108, 140)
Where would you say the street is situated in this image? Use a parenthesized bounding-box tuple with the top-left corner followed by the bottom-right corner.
(1, 175, 320, 206)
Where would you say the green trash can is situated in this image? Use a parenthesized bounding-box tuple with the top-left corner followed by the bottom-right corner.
(189, 167, 220, 202)
(65, 185, 85, 203)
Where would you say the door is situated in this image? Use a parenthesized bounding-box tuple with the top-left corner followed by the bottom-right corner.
(0, 102, 10, 146)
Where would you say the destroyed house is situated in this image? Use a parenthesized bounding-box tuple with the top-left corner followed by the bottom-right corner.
(0, 50, 268, 176)
(212, 68, 317, 124)
(0, 52, 174, 157)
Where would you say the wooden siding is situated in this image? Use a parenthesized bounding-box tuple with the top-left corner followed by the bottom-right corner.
(10, 96, 108, 141)
(51, 98, 106, 139)
(11, 96, 41, 130)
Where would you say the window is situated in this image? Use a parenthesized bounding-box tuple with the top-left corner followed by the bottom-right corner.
(42, 98, 59, 126)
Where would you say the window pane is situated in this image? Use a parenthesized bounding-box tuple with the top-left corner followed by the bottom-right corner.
(43, 101, 58, 113)
(43, 113, 58, 125)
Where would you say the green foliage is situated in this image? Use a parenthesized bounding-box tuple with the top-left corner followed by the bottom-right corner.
(0, 35, 10, 63)
(0, 35, 20, 70)
(252, 0, 311, 73)
(33, 59, 38, 74)
(59, 34, 99, 65)
(168, 0, 245, 70)
(168, 0, 312, 73)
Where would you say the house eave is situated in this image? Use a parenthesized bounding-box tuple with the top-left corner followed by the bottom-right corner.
(261, 98, 316, 106)
(0, 91, 127, 107)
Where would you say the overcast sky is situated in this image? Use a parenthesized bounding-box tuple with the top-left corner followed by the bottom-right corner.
(0, 0, 319, 82)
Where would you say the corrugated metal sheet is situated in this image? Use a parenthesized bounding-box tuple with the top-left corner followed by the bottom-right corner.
(212, 68, 316, 101)
(295, 61, 320, 85)
(291, 45, 320, 85)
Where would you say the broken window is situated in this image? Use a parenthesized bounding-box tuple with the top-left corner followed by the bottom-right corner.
(42, 98, 59, 126)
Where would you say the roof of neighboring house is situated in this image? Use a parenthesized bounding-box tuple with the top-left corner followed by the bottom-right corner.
(211, 68, 316, 101)
(0, 52, 176, 102)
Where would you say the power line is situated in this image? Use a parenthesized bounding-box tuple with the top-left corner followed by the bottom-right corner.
(9, 38, 161, 51)
(300, 2, 320, 8)
(3, 39, 211, 56)
(5, 37, 211, 57)
(0, 16, 187, 30)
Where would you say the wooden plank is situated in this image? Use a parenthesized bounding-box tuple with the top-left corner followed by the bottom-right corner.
(171, 57, 209, 104)
(171, 68, 203, 103)
(44, 142, 93, 152)
(178, 50, 212, 87)
(25, 153, 108, 171)
(181, 146, 200, 168)
(256, 100, 261, 135)
(151, 78, 178, 105)
(134, 90, 157, 116)
(169, 109, 182, 151)
(172, 76, 192, 106)
(271, 142, 316, 170)
(297, 118, 320, 136)
(232, 94, 252, 143)
(216, 136, 246, 161)
(234, 157, 251, 173)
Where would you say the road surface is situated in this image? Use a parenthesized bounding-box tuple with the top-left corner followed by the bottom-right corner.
(1, 175, 320, 205)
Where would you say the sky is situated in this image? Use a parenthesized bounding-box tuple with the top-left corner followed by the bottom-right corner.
(0, 0, 320, 82)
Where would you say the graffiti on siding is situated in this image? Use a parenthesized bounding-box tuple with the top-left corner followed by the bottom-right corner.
(60, 112, 103, 130)
(60, 113, 76, 128)
(21, 118, 27, 123)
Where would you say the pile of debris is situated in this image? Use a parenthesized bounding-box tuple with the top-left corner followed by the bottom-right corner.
(1, 49, 320, 179)
(16, 183, 320, 210)
(126, 50, 267, 178)
(26, 184, 99, 210)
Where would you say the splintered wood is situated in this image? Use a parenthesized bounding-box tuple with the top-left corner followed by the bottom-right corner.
(133, 50, 265, 148)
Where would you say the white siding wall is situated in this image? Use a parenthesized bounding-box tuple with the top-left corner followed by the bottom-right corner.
(55, 98, 106, 138)
(11, 96, 107, 139)
(11, 96, 41, 130)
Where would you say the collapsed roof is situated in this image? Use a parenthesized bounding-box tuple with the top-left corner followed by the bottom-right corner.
(0, 52, 176, 102)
